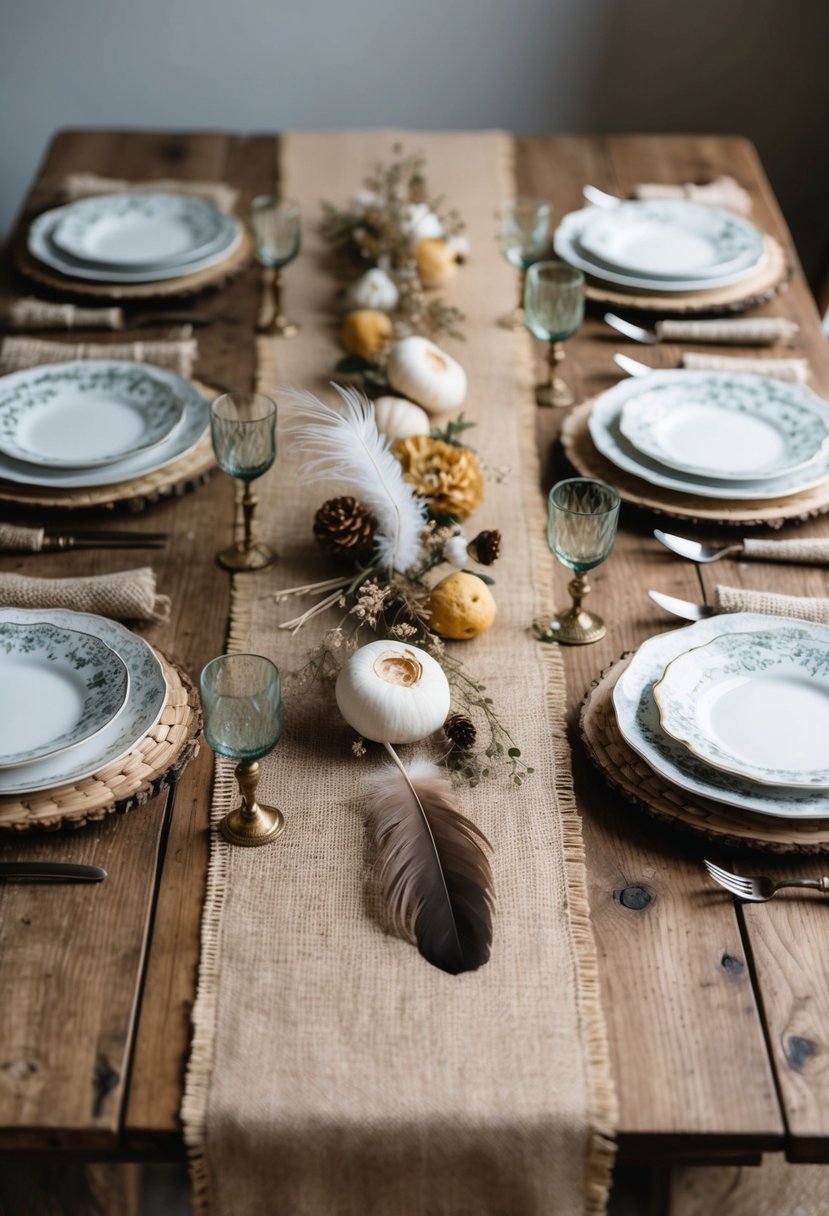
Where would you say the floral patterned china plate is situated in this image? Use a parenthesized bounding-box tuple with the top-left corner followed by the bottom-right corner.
(0, 361, 186, 469)
(0, 621, 129, 769)
(618, 377, 829, 481)
(613, 613, 829, 819)
(0, 362, 209, 489)
(588, 371, 829, 501)
(0, 608, 166, 796)
(653, 629, 829, 788)
(51, 192, 225, 268)
(577, 200, 764, 279)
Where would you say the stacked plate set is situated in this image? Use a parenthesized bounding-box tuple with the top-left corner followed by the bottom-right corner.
(26, 191, 243, 285)
(613, 612, 829, 822)
(585, 369, 829, 505)
(0, 360, 210, 494)
(0, 608, 168, 801)
(554, 199, 767, 296)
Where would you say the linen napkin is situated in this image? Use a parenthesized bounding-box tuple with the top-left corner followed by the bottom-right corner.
(741, 538, 829, 565)
(656, 317, 798, 346)
(0, 523, 44, 552)
(0, 334, 197, 378)
(634, 175, 752, 214)
(61, 173, 238, 215)
(715, 584, 829, 625)
(4, 297, 125, 332)
(680, 351, 810, 384)
(0, 568, 170, 622)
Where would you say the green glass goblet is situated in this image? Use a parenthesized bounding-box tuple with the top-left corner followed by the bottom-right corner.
(250, 196, 301, 338)
(536, 478, 620, 645)
(210, 392, 277, 572)
(497, 198, 552, 330)
(200, 653, 286, 847)
(524, 260, 585, 407)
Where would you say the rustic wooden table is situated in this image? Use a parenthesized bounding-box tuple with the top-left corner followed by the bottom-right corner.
(1, 130, 827, 1170)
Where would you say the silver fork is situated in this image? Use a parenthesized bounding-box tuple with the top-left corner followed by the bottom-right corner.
(704, 859, 829, 902)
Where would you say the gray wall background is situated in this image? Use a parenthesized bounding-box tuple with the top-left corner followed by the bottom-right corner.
(3, 0, 829, 281)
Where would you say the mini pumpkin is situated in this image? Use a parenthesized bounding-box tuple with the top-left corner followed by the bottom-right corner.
(335, 640, 450, 743)
(341, 309, 394, 359)
(386, 336, 467, 415)
(415, 238, 458, 289)
(347, 267, 399, 313)
(373, 395, 431, 442)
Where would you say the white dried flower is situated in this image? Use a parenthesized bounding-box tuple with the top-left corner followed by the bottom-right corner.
(401, 203, 443, 241)
(351, 189, 381, 214)
(351, 737, 367, 757)
(444, 535, 470, 567)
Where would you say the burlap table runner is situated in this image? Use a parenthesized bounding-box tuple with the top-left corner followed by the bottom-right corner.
(183, 131, 616, 1215)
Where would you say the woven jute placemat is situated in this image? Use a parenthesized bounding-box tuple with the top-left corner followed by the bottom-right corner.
(584, 235, 791, 316)
(13, 228, 253, 301)
(561, 401, 829, 528)
(0, 649, 201, 832)
(580, 654, 829, 853)
(0, 381, 216, 512)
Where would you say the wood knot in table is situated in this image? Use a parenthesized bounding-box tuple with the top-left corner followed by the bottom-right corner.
(615, 884, 653, 910)
(720, 952, 746, 978)
(785, 1035, 817, 1072)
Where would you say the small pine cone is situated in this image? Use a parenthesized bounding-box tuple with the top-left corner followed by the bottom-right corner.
(444, 712, 477, 750)
(313, 496, 377, 558)
(468, 529, 501, 566)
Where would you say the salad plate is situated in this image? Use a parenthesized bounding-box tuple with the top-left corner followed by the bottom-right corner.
(618, 376, 829, 480)
(0, 621, 129, 768)
(0, 608, 166, 796)
(0, 361, 186, 469)
(51, 192, 226, 268)
(554, 207, 765, 293)
(28, 204, 242, 284)
(612, 613, 829, 819)
(577, 200, 763, 279)
(0, 362, 209, 489)
(588, 371, 829, 501)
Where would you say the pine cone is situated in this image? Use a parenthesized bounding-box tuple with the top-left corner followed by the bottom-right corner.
(313, 496, 377, 558)
(444, 712, 477, 750)
(468, 529, 501, 566)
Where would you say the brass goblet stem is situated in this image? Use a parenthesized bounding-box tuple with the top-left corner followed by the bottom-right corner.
(258, 268, 298, 338)
(219, 758, 285, 847)
(554, 571, 607, 645)
(498, 269, 528, 331)
(537, 342, 575, 409)
(217, 481, 276, 572)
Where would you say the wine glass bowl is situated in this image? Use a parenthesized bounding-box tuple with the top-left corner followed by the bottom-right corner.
(251, 196, 301, 337)
(524, 260, 585, 407)
(200, 653, 286, 846)
(538, 478, 620, 645)
(497, 198, 552, 330)
(210, 392, 277, 572)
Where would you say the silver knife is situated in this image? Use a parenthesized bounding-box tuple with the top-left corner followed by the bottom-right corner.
(0, 862, 107, 883)
(648, 590, 714, 620)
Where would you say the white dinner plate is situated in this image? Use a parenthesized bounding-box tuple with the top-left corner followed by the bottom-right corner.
(0, 620, 129, 769)
(654, 629, 829, 789)
(588, 371, 829, 501)
(577, 200, 763, 279)
(0, 362, 209, 489)
(28, 204, 242, 283)
(612, 613, 829, 819)
(0, 361, 185, 469)
(51, 192, 226, 268)
(554, 207, 765, 293)
(618, 377, 829, 481)
(0, 608, 166, 796)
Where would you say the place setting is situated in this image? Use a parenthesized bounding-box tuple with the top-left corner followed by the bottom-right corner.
(553, 191, 790, 314)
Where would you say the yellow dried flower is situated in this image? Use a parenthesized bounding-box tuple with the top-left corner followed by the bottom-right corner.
(393, 434, 484, 520)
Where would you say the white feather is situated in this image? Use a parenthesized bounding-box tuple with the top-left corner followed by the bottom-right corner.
(280, 384, 427, 572)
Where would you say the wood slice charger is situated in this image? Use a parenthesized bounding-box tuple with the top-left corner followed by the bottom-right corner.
(0, 650, 201, 832)
(580, 654, 829, 853)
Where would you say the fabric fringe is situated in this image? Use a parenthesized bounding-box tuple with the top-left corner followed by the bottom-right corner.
(499, 135, 619, 1213)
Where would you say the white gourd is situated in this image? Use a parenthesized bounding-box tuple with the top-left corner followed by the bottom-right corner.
(386, 336, 467, 415)
(347, 267, 399, 312)
(373, 396, 431, 442)
(335, 640, 450, 744)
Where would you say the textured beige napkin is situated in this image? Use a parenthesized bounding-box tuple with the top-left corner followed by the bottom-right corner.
(0, 568, 170, 621)
(634, 175, 752, 214)
(0, 334, 197, 378)
(4, 297, 125, 332)
(715, 584, 829, 624)
(656, 317, 798, 346)
(680, 351, 810, 383)
(0, 523, 44, 552)
(61, 173, 238, 215)
(741, 538, 829, 564)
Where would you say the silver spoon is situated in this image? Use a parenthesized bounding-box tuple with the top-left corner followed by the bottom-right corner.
(654, 529, 743, 563)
